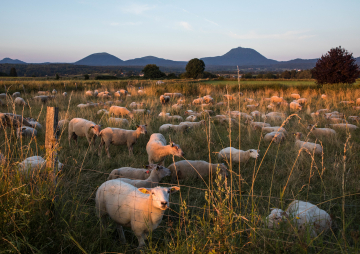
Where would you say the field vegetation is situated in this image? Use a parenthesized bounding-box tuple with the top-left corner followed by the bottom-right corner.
(1, 79, 360, 253)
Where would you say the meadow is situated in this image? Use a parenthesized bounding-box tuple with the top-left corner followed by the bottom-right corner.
(1, 79, 360, 253)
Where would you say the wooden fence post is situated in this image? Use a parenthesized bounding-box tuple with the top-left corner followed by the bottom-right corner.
(45, 106, 59, 184)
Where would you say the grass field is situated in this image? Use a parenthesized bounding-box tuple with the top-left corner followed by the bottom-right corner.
(1, 79, 360, 253)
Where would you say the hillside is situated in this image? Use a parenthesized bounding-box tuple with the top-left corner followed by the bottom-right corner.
(124, 56, 186, 67)
(0, 58, 27, 64)
(74, 52, 123, 66)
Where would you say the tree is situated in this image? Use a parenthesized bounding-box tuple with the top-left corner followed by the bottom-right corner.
(9, 67, 17, 77)
(281, 70, 291, 79)
(167, 73, 178, 79)
(142, 64, 166, 79)
(312, 46, 360, 85)
(185, 58, 205, 78)
(84, 74, 90, 80)
(55, 73, 60, 80)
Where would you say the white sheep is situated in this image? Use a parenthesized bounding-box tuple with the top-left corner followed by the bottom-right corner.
(26, 118, 42, 130)
(264, 131, 285, 143)
(348, 116, 360, 123)
(108, 117, 129, 126)
(168, 160, 228, 181)
(294, 132, 322, 155)
(52, 89, 57, 94)
(95, 180, 180, 249)
(172, 103, 183, 110)
(227, 111, 253, 120)
(218, 147, 259, 163)
(85, 90, 94, 96)
(266, 200, 331, 238)
(328, 123, 358, 131)
(164, 92, 183, 98)
(261, 126, 287, 134)
(185, 115, 197, 122)
(14, 97, 27, 106)
(129, 102, 145, 108)
(203, 95, 214, 104)
(119, 89, 128, 96)
(33, 95, 54, 103)
(16, 126, 37, 138)
(324, 111, 344, 119)
(245, 119, 271, 130)
(12, 92, 21, 98)
(223, 94, 235, 101)
(107, 165, 157, 180)
(109, 106, 134, 118)
(160, 95, 170, 105)
(118, 165, 171, 188)
(307, 124, 336, 137)
(296, 98, 308, 104)
(98, 125, 147, 158)
(321, 94, 327, 99)
(57, 119, 69, 130)
(68, 118, 101, 147)
(290, 101, 302, 111)
(158, 112, 170, 117)
(97, 109, 109, 115)
(246, 103, 259, 109)
(62, 92, 67, 96)
(250, 111, 262, 118)
(0, 93, 7, 99)
(290, 93, 301, 100)
(146, 133, 184, 165)
(192, 97, 204, 105)
(159, 124, 189, 133)
(179, 120, 205, 128)
(17, 156, 63, 176)
(270, 96, 285, 103)
(133, 109, 150, 115)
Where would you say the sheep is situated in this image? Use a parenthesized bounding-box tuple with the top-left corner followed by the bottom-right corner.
(218, 147, 259, 163)
(245, 98, 256, 103)
(14, 97, 27, 106)
(185, 115, 197, 122)
(177, 98, 186, 104)
(62, 92, 67, 96)
(165, 115, 183, 121)
(118, 165, 171, 188)
(290, 101, 302, 111)
(348, 116, 360, 123)
(95, 180, 180, 249)
(77, 103, 91, 108)
(262, 112, 286, 121)
(129, 102, 145, 108)
(321, 94, 327, 99)
(353, 106, 360, 110)
(192, 97, 204, 105)
(290, 93, 301, 100)
(223, 94, 235, 101)
(119, 89, 128, 96)
(245, 119, 271, 130)
(0, 113, 32, 128)
(246, 103, 259, 109)
(179, 120, 205, 128)
(172, 104, 183, 110)
(294, 132, 322, 155)
(264, 131, 286, 143)
(97, 109, 109, 115)
(266, 200, 331, 238)
(164, 92, 183, 98)
(356, 98, 360, 105)
(109, 106, 134, 119)
(146, 133, 184, 165)
(33, 95, 54, 103)
(307, 124, 336, 137)
(17, 156, 63, 176)
(68, 118, 101, 147)
(184, 110, 202, 117)
(261, 126, 287, 134)
(326, 117, 347, 124)
(159, 124, 189, 133)
(85, 90, 94, 96)
(108, 117, 129, 126)
(203, 95, 214, 104)
(324, 111, 344, 119)
(114, 91, 121, 97)
(107, 165, 157, 180)
(26, 118, 42, 130)
(16, 126, 37, 138)
(98, 125, 147, 158)
(160, 95, 170, 105)
(168, 160, 228, 181)
(228, 111, 253, 120)
(12, 92, 21, 98)
(203, 109, 214, 115)
(0, 93, 7, 99)
(133, 109, 150, 115)
(52, 89, 57, 94)
(296, 98, 308, 104)
(328, 123, 358, 131)
(339, 100, 355, 105)
(316, 108, 330, 114)
(250, 111, 262, 118)
(57, 119, 69, 130)
(158, 112, 170, 117)
(97, 92, 111, 98)
(270, 96, 285, 103)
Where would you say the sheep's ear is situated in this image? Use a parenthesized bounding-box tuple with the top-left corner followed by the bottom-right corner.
(169, 186, 180, 193)
(138, 188, 151, 194)
(170, 142, 174, 147)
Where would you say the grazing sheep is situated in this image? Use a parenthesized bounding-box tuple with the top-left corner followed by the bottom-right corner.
(321, 94, 327, 99)
(179, 120, 205, 128)
(228, 111, 253, 120)
(129, 102, 145, 108)
(324, 111, 344, 119)
(159, 124, 189, 133)
(12, 92, 21, 98)
(85, 90, 94, 96)
(146, 133, 184, 165)
(0, 113, 32, 128)
(95, 180, 180, 249)
(250, 111, 262, 118)
(133, 109, 150, 115)
(270, 96, 285, 103)
(294, 132, 322, 155)
(185, 115, 197, 122)
(290, 93, 301, 100)
(119, 89, 128, 96)
(97, 109, 109, 115)
(33, 95, 54, 103)
(192, 97, 204, 105)
(58, 119, 69, 130)
(223, 94, 235, 101)
(353, 106, 360, 110)
(119, 165, 171, 188)
(290, 101, 302, 111)
(62, 92, 67, 96)
(307, 124, 336, 137)
(114, 91, 121, 97)
(328, 123, 358, 131)
(14, 97, 27, 106)
(184, 110, 202, 117)
(245, 119, 271, 130)
(98, 91, 111, 98)
(164, 92, 183, 98)
(177, 98, 186, 104)
(339, 100, 354, 105)
(160, 95, 170, 105)
(68, 118, 101, 147)
(108, 117, 129, 126)
(98, 125, 147, 158)
(168, 160, 228, 181)
(52, 89, 57, 94)
(0, 93, 7, 99)
(245, 98, 256, 103)
(348, 116, 360, 123)
(264, 131, 286, 143)
(172, 104, 183, 110)
(266, 200, 331, 238)
(26, 118, 42, 130)
(296, 98, 308, 104)
(246, 103, 259, 109)
(166, 115, 184, 121)
(261, 126, 287, 134)
(16, 126, 37, 138)
(203, 95, 214, 104)
(17, 156, 63, 176)
(109, 106, 134, 119)
(327, 117, 347, 124)
(316, 108, 330, 114)
(158, 112, 170, 117)
(218, 147, 259, 163)
(107, 165, 157, 180)
(262, 112, 286, 121)
(356, 98, 360, 105)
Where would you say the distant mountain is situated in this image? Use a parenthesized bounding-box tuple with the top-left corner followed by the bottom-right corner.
(201, 47, 278, 66)
(74, 52, 123, 66)
(356, 57, 360, 65)
(124, 56, 186, 67)
(0, 57, 27, 64)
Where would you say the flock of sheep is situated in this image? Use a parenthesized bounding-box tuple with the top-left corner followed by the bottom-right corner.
(1, 86, 360, 250)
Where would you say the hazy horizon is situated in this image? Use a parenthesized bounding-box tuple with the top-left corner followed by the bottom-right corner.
(1, 0, 360, 63)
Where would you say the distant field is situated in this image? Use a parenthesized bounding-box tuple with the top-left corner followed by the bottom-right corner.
(202, 80, 316, 86)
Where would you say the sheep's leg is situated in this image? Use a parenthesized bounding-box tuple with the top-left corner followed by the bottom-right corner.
(91, 136, 97, 149)
(98, 139, 104, 156)
(104, 141, 111, 158)
(136, 232, 146, 249)
(71, 133, 78, 146)
(128, 144, 133, 156)
(116, 224, 126, 244)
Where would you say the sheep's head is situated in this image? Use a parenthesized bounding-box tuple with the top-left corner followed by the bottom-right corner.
(307, 124, 316, 130)
(169, 142, 184, 157)
(138, 186, 180, 210)
(249, 149, 260, 159)
(90, 125, 102, 136)
(136, 124, 147, 135)
(153, 165, 171, 179)
(217, 163, 228, 178)
(266, 208, 288, 228)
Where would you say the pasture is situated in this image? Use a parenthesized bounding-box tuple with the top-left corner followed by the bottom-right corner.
(1, 79, 360, 253)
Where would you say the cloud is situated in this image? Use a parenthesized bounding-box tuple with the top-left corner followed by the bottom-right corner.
(229, 30, 315, 40)
(179, 21, 192, 30)
(204, 18, 219, 27)
(122, 3, 154, 15)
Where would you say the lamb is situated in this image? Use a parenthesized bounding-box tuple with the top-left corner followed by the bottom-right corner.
(218, 147, 259, 163)
(108, 117, 129, 126)
(118, 165, 171, 188)
(16, 126, 37, 138)
(14, 97, 27, 106)
(160, 95, 170, 105)
(107, 165, 157, 180)
(307, 124, 336, 137)
(68, 118, 101, 147)
(185, 115, 197, 122)
(159, 124, 189, 133)
(129, 102, 145, 108)
(17, 156, 63, 176)
(109, 106, 134, 119)
(328, 123, 358, 131)
(263, 131, 286, 143)
(290, 101, 302, 111)
(164, 92, 183, 98)
(12, 92, 21, 98)
(290, 93, 301, 100)
(245, 119, 271, 130)
(95, 180, 180, 249)
(266, 200, 331, 238)
(179, 120, 205, 128)
(261, 126, 287, 134)
(146, 133, 184, 165)
(294, 132, 322, 155)
(98, 125, 147, 158)
(168, 160, 228, 181)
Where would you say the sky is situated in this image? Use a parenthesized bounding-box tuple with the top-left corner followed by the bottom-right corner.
(1, 0, 360, 63)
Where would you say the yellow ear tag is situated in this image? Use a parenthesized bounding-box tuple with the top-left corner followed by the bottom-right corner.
(139, 188, 148, 194)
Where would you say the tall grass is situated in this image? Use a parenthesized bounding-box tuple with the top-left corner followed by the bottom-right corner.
(1, 80, 360, 253)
